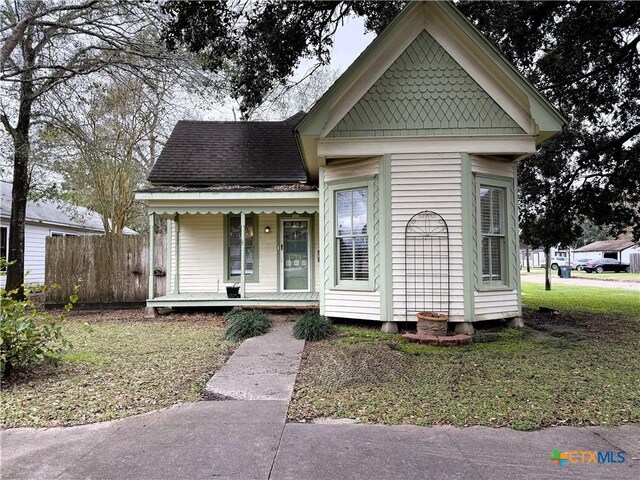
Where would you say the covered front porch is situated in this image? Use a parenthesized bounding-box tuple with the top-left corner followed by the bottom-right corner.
(136, 186, 320, 310)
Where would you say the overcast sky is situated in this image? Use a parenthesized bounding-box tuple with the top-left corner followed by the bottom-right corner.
(197, 16, 376, 121)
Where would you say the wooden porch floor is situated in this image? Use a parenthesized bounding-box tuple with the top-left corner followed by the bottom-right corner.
(148, 291, 319, 308)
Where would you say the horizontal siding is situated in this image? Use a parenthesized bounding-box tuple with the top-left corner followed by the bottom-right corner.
(324, 290, 381, 321)
(471, 156, 515, 178)
(325, 157, 379, 182)
(178, 214, 222, 293)
(474, 290, 519, 319)
(391, 154, 465, 321)
(178, 213, 281, 294)
(322, 158, 382, 321)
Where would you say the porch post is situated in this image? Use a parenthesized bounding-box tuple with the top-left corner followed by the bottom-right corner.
(148, 213, 155, 300)
(240, 211, 246, 298)
(174, 214, 180, 294)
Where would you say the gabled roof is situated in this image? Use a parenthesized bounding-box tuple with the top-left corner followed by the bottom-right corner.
(574, 239, 638, 253)
(295, 0, 567, 179)
(0, 181, 135, 233)
(148, 112, 308, 185)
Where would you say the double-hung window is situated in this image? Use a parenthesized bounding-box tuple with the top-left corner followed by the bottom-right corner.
(336, 188, 369, 284)
(226, 215, 257, 281)
(479, 185, 505, 283)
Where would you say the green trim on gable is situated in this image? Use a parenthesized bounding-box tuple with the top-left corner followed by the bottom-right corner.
(329, 31, 524, 138)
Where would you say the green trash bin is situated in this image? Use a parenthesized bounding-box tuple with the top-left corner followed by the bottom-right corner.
(557, 265, 571, 278)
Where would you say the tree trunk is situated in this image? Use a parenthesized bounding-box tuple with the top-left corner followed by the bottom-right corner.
(525, 245, 531, 273)
(5, 34, 36, 298)
(5, 72, 34, 299)
(544, 246, 552, 291)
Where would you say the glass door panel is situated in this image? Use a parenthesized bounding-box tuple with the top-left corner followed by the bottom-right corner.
(282, 220, 309, 291)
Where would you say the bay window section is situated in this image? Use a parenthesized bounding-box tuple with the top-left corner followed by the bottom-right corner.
(336, 188, 369, 285)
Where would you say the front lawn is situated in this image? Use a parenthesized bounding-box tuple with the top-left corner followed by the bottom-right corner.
(522, 283, 640, 320)
(1, 310, 234, 428)
(289, 285, 640, 430)
(571, 271, 639, 282)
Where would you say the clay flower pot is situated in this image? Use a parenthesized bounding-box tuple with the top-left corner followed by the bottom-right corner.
(416, 311, 448, 337)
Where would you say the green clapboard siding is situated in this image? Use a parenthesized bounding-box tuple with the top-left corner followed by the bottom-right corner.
(329, 31, 525, 138)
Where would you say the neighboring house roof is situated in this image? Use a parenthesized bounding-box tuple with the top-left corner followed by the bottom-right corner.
(147, 112, 308, 186)
(574, 239, 638, 253)
(0, 181, 135, 234)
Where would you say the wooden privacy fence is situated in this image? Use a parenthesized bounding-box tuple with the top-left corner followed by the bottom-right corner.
(630, 253, 640, 274)
(45, 234, 165, 304)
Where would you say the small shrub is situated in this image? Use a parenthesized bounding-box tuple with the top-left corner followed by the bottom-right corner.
(225, 310, 272, 342)
(1, 282, 78, 378)
(292, 313, 334, 341)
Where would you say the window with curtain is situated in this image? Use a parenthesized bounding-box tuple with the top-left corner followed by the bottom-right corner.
(336, 188, 369, 282)
(228, 215, 255, 278)
(480, 186, 505, 282)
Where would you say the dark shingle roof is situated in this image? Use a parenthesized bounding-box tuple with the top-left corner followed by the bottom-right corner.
(148, 112, 308, 185)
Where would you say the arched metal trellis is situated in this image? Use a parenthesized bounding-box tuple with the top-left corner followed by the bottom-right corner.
(404, 210, 450, 323)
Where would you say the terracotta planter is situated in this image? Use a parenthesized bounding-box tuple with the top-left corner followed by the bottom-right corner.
(416, 311, 448, 337)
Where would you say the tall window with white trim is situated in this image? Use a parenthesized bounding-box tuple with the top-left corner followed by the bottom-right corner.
(480, 186, 505, 282)
(336, 188, 368, 282)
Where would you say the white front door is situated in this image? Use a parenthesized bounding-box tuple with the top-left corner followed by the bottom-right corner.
(280, 218, 311, 292)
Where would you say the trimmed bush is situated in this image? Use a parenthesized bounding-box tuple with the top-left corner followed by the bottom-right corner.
(292, 312, 334, 341)
(225, 310, 272, 342)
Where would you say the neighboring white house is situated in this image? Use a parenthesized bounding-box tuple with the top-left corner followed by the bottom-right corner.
(0, 181, 134, 287)
(573, 239, 640, 264)
(135, 1, 565, 333)
(520, 247, 571, 269)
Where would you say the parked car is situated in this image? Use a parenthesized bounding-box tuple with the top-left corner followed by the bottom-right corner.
(573, 258, 594, 271)
(549, 251, 571, 270)
(583, 258, 630, 273)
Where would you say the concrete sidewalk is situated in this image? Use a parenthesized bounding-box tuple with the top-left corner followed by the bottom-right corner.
(2, 406, 638, 479)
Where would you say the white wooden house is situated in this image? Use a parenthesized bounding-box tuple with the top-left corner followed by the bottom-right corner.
(136, 1, 565, 333)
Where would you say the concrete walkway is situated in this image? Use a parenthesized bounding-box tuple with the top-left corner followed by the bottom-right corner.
(2, 318, 639, 479)
(204, 321, 304, 401)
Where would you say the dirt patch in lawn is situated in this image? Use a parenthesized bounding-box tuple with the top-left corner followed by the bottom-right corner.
(1, 309, 235, 428)
(289, 309, 640, 430)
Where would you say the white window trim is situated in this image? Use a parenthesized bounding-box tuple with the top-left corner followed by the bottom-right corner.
(326, 177, 375, 291)
(475, 175, 514, 291)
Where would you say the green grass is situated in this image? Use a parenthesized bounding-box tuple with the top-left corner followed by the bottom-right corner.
(521, 269, 639, 282)
(290, 286, 640, 430)
(522, 283, 640, 320)
(571, 271, 639, 282)
(1, 310, 234, 428)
